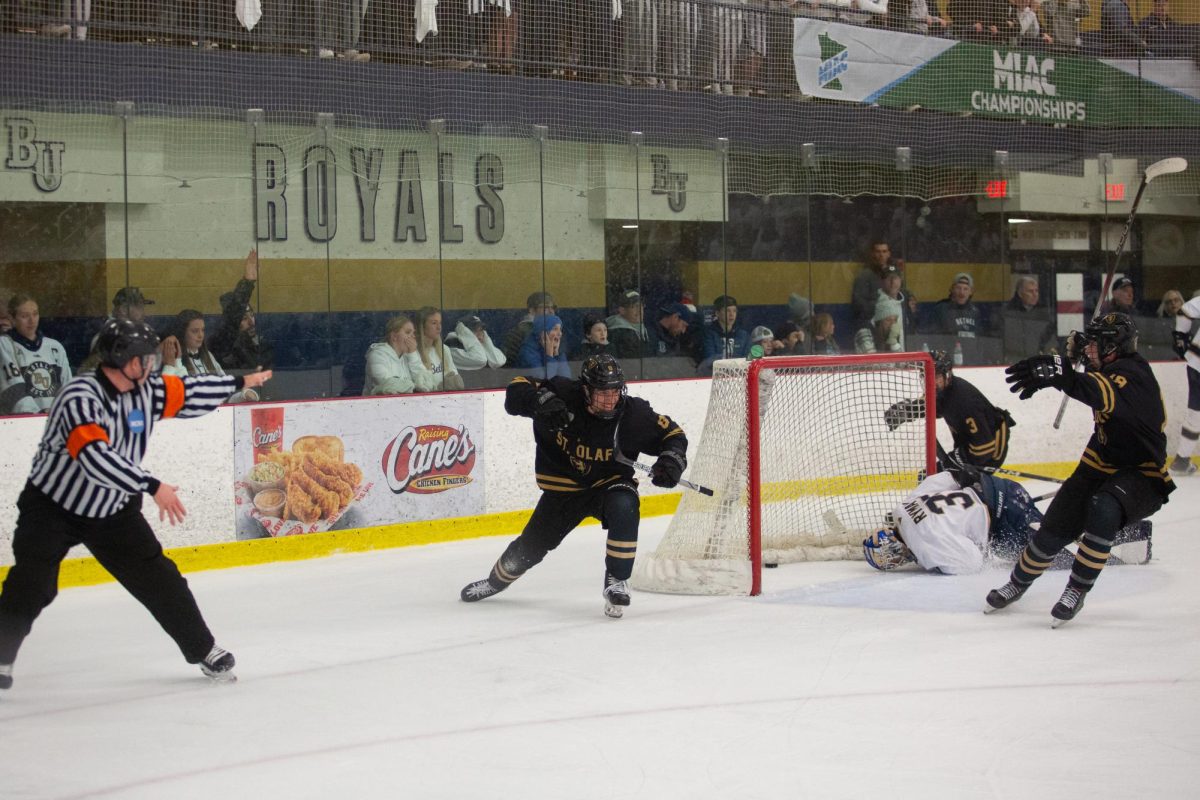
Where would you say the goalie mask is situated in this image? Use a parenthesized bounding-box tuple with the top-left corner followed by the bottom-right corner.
(863, 527, 915, 571)
(1083, 312, 1137, 365)
(580, 353, 626, 419)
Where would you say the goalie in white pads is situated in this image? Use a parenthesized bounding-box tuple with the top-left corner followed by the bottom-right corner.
(863, 467, 1151, 575)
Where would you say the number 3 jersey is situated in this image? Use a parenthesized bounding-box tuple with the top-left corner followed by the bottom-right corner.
(892, 471, 991, 575)
(0, 330, 73, 414)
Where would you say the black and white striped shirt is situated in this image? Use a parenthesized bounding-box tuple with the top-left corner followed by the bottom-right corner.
(28, 370, 238, 518)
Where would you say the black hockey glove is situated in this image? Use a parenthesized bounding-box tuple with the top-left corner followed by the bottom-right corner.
(1174, 331, 1190, 360)
(1005, 354, 1073, 400)
(650, 450, 687, 489)
(533, 386, 572, 430)
(884, 398, 925, 432)
(947, 460, 984, 494)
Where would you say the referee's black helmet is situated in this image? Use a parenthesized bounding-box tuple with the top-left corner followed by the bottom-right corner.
(97, 318, 160, 368)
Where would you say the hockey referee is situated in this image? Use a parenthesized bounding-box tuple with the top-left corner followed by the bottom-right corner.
(0, 319, 271, 690)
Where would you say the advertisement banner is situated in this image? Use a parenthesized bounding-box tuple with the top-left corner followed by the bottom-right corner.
(233, 395, 485, 539)
(792, 19, 1200, 127)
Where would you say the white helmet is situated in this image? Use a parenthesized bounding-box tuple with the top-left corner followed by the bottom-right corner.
(863, 527, 914, 571)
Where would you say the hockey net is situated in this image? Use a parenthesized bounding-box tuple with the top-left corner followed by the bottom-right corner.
(632, 353, 936, 596)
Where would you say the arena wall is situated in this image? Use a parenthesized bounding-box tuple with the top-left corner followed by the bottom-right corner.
(0, 361, 1189, 581)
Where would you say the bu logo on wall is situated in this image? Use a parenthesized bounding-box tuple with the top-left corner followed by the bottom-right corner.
(3, 118, 66, 192)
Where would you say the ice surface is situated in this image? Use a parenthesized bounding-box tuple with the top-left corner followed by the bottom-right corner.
(1, 479, 1198, 799)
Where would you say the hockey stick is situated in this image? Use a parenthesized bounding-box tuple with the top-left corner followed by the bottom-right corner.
(937, 441, 1064, 484)
(1052, 156, 1189, 429)
(612, 424, 715, 496)
(1032, 490, 1058, 502)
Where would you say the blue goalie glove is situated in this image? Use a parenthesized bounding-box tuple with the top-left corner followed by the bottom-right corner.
(863, 527, 915, 571)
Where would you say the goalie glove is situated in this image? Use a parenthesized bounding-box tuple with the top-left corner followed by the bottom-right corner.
(883, 398, 925, 432)
(1005, 354, 1073, 400)
(650, 450, 687, 489)
(1174, 331, 1190, 360)
(533, 386, 572, 430)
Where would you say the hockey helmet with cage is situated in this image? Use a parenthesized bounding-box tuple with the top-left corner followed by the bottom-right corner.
(97, 318, 161, 371)
(863, 526, 915, 571)
(929, 349, 954, 377)
(580, 353, 626, 419)
(1083, 312, 1137, 362)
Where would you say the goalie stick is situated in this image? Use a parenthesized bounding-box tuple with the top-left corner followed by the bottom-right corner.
(1053, 156, 1189, 429)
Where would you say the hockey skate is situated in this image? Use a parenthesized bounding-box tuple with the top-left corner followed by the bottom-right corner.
(984, 579, 1029, 613)
(461, 576, 507, 602)
(200, 645, 237, 683)
(603, 573, 631, 619)
(1051, 586, 1087, 628)
(1169, 456, 1196, 476)
(0, 662, 12, 691)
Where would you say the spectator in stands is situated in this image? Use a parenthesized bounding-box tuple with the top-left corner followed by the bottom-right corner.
(809, 314, 840, 355)
(904, 289, 921, 338)
(948, 0, 1016, 42)
(315, 0, 370, 60)
(363, 314, 438, 395)
(579, 313, 615, 358)
(517, 313, 571, 378)
(1137, 0, 1189, 57)
(0, 293, 72, 415)
(1158, 289, 1185, 318)
(653, 303, 703, 364)
(445, 314, 506, 370)
(852, 240, 895, 331)
(749, 325, 782, 357)
(857, 294, 905, 354)
(787, 292, 813, 333)
(503, 291, 556, 365)
(1104, 276, 1137, 315)
(1101, 0, 1149, 56)
(606, 289, 652, 359)
(80, 285, 157, 372)
(161, 309, 257, 402)
(898, 0, 950, 33)
(416, 306, 466, 390)
(701, 294, 751, 366)
(1016, 0, 1054, 47)
(0, 289, 13, 334)
(1043, 0, 1090, 52)
(931, 272, 981, 344)
(210, 250, 273, 371)
(774, 320, 805, 355)
(1000, 275, 1057, 360)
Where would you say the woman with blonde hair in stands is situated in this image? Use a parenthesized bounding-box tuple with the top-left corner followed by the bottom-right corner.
(0, 293, 72, 415)
(363, 314, 438, 396)
(1157, 289, 1184, 318)
(415, 306, 465, 391)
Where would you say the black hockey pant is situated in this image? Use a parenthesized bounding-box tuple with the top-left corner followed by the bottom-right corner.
(1009, 467, 1165, 593)
(0, 484, 216, 666)
(493, 482, 641, 586)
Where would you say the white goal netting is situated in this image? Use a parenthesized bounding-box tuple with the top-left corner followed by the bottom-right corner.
(632, 354, 934, 596)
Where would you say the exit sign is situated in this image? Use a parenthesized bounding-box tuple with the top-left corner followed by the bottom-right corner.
(1105, 182, 1127, 201)
(986, 179, 1008, 199)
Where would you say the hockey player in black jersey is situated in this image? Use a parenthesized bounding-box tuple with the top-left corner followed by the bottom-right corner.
(884, 350, 1015, 470)
(460, 354, 689, 618)
(986, 313, 1174, 626)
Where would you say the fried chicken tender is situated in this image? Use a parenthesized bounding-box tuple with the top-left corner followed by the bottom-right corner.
(285, 482, 323, 524)
(301, 458, 354, 508)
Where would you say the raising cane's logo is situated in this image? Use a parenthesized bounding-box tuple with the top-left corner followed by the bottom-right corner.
(381, 424, 477, 494)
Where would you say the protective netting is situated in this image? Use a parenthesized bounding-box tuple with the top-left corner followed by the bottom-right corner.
(631, 355, 932, 595)
(2, 2, 1198, 202)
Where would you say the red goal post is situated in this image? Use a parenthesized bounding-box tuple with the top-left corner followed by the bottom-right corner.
(632, 352, 937, 596)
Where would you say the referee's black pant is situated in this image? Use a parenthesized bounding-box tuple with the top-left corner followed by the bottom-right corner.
(0, 484, 216, 666)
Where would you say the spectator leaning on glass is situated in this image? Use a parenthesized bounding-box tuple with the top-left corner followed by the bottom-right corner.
(606, 290, 652, 359)
(415, 306, 465, 391)
(160, 310, 258, 403)
(503, 291, 556, 365)
(0, 293, 72, 415)
(363, 314, 438, 396)
(445, 314, 506, 370)
(517, 314, 571, 379)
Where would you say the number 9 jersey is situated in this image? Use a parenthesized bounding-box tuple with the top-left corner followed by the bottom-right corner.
(891, 471, 991, 574)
